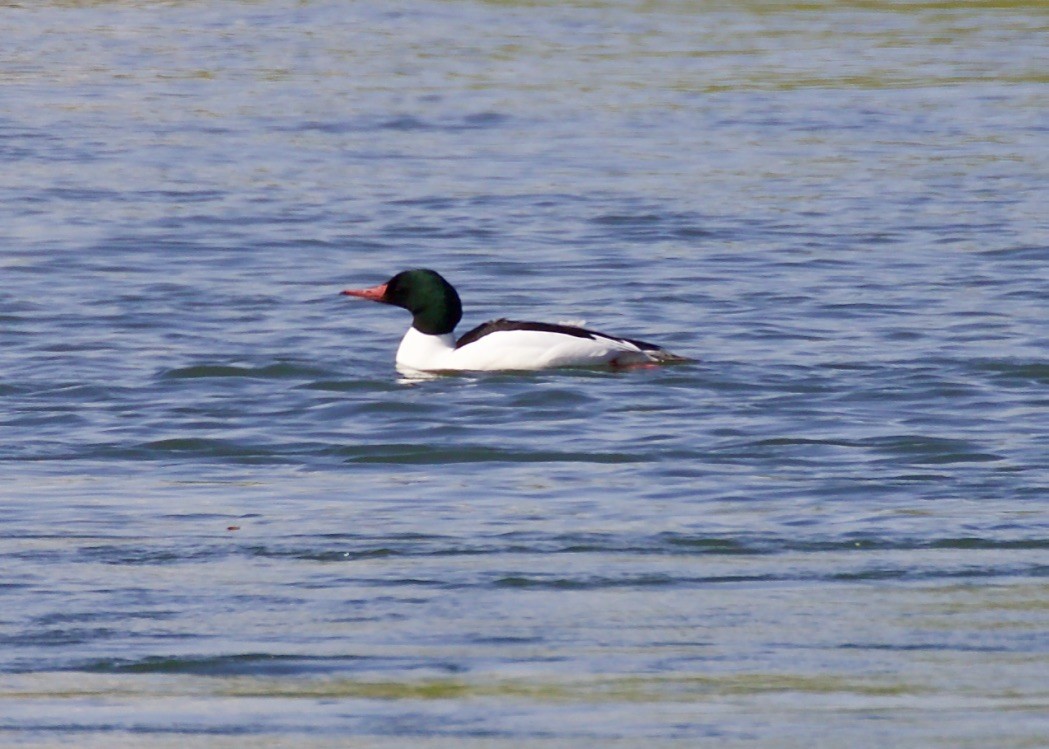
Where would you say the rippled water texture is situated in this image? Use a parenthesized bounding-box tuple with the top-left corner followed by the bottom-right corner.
(2, 1, 1048, 746)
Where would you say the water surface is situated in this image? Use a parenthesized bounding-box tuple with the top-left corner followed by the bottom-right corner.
(1, 0, 1048, 746)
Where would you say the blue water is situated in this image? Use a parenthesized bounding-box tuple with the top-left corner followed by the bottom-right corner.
(2, 1, 1048, 746)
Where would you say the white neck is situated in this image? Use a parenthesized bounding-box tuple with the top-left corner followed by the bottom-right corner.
(395, 327, 455, 372)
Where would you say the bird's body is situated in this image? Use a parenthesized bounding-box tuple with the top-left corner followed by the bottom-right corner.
(342, 269, 688, 373)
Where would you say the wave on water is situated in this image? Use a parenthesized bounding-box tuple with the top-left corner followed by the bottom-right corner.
(162, 362, 334, 380)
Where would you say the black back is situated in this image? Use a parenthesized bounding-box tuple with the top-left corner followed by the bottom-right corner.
(455, 318, 663, 351)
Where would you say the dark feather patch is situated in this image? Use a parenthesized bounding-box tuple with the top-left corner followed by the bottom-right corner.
(455, 318, 659, 350)
(617, 335, 665, 352)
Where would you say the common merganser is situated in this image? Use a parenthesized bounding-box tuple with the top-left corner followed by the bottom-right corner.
(342, 269, 689, 372)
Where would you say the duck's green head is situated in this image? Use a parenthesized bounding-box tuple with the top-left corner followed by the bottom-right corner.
(343, 268, 462, 336)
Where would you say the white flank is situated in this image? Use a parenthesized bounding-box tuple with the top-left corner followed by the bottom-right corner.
(394, 327, 654, 373)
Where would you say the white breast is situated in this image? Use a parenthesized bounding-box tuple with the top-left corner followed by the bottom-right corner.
(394, 328, 457, 371)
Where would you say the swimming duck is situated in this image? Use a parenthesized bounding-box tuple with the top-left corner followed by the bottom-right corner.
(342, 269, 688, 372)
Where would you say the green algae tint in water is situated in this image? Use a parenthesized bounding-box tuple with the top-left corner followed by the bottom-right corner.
(1, 0, 1048, 747)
